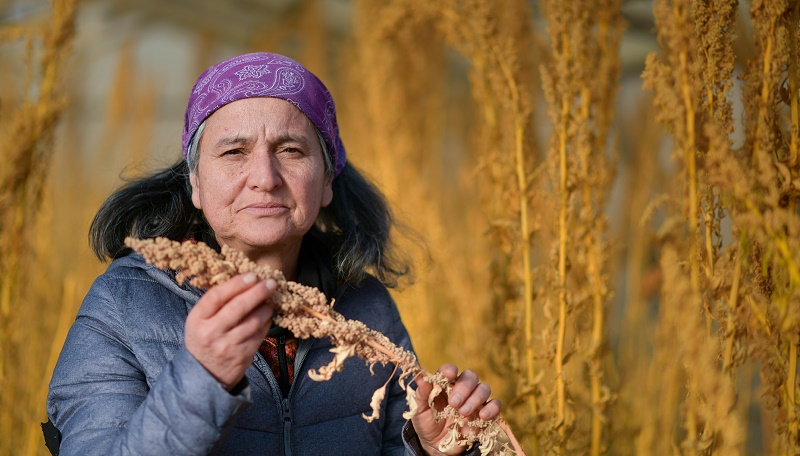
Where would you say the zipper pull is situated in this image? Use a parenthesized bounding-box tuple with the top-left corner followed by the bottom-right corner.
(283, 398, 291, 421)
(282, 398, 292, 455)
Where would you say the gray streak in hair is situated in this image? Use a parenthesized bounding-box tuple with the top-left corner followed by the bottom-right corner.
(186, 121, 205, 173)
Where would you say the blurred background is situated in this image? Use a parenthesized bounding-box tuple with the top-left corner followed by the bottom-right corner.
(3, 0, 797, 455)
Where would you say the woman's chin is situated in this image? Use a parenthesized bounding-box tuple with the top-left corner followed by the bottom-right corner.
(223, 233, 301, 256)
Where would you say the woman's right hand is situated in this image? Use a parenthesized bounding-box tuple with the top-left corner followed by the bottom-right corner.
(184, 273, 276, 390)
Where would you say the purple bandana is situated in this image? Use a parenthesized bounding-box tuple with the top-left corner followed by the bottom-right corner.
(182, 52, 346, 176)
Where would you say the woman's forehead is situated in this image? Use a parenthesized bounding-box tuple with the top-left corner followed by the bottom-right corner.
(199, 97, 319, 153)
(206, 97, 314, 133)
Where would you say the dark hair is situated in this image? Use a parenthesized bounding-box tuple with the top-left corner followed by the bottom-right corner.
(89, 161, 218, 260)
(317, 163, 410, 287)
(89, 159, 410, 288)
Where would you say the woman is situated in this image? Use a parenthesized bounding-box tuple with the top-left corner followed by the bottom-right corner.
(46, 52, 500, 455)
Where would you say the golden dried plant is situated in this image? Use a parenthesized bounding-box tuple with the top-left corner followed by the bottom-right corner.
(125, 236, 526, 456)
(347, 0, 530, 425)
(0, 1, 77, 454)
(9, 0, 800, 454)
(641, 0, 745, 453)
(426, 0, 541, 449)
(532, 0, 622, 453)
(641, 0, 800, 453)
(714, 0, 800, 452)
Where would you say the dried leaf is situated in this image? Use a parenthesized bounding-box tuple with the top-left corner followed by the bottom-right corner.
(428, 380, 444, 411)
(307, 367, 332, 382)
(362, 383, 387, 423)
(308, 344, 357, 381)
(478, 435, 495, 455)
(438, 426, 459, 453)
(402, 386, 418, 420)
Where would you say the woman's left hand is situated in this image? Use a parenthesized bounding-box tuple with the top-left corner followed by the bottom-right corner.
(411, 364, 502, 456)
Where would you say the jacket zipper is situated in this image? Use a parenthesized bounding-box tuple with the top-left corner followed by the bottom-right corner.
(282, 398, 292, 456)
(279, 339, 313, 456)
(277, 334, 290, 397)
(268, 286, 346, 455)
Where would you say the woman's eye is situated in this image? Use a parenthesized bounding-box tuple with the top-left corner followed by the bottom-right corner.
(282, 147, 303, 155)
(222, 148, 243, 156)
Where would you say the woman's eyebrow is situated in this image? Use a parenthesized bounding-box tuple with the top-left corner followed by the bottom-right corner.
(213, 133, 312, 148)
(273, 134, 311, 146)
(214, 135, 250, 148)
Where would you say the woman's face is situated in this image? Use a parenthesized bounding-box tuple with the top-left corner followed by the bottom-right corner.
(189, 97, 333, 263)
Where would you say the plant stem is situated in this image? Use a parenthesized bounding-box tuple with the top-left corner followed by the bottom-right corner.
(298, 305, 413, 368)
(723, 238, 743, 374)
(787, 341, 798, 454)
(792, 20, 800, 447)
(298, 299, 529, 455)
(790, 4, 799, 169)
(752, 16, 776, 165)
(481, 21, 539, 450)
(579, 75, 606, 456)
(516, 109, 537, 420)
(704, 208, 715, 281)
(674, 0, 701, 448)
(440, 10, 539, 449)
(556, 40, 571, 448)
(589, 249, 604, 456)
(506, 55, 537, 437)
(679, 52, 700, 296)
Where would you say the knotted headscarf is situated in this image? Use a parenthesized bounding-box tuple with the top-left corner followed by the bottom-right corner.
(182, 52, 346, 177)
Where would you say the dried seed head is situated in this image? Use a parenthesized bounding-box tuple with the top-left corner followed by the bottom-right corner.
(124, 237, 521, 455)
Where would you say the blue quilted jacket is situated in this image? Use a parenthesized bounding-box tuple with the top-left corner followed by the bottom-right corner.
(46, 246, 426, 455)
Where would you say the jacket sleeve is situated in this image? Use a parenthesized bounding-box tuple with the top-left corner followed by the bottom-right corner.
(46, 274, 251, 455)
(402, 423, 483, 456)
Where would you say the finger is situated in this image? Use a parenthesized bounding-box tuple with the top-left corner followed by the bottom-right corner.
(229, 300, 274, 340)
(191, 273, 260, 319)
(477, 398, 502, 420)
(456, 381, 492, 417)
(215, 279, 278, 330)
(438, 363, 459, 382)
(413, 376, 433, 413)
(448, 369, 479, 410)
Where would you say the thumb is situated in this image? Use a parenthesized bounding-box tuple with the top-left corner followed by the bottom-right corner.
(414, 373, 434, 412)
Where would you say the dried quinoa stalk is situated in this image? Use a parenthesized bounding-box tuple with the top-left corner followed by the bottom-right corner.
(125, 236, 524, 455)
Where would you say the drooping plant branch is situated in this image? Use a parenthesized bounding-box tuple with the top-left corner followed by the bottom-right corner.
(125, 236, 526, 456)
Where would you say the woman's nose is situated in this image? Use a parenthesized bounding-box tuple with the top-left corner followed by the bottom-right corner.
(247, 151, 282, 191)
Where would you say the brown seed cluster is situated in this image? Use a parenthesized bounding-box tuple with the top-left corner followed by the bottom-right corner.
(125, 237, 419, 376)
(124, 237, 523, 455)
(125, 237, 285, 287)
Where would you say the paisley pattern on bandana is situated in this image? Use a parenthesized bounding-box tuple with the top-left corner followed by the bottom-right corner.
(234, 65, 272, 81)
(182, 52, 346, 176)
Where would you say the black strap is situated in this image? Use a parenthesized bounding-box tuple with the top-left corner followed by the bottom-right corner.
(41, 418, 61, 455)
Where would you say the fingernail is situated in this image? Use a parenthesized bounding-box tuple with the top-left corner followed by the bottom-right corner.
(243, 273, 257, 284)
(450, 393, 462, 407)
(460, 404, 473, 415)
(265, 279, 277, 290)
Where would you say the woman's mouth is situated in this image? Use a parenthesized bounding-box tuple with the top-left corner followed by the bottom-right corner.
(241, 202, 288, 216)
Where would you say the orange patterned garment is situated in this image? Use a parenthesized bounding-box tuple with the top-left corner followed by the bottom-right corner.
(258, 334, 298, 396)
